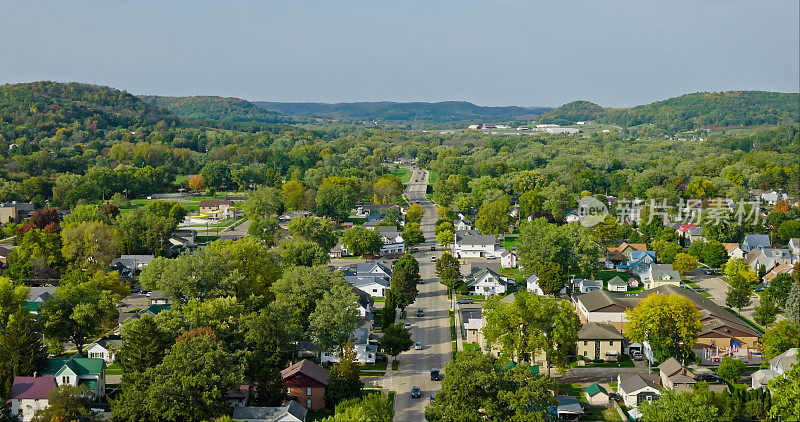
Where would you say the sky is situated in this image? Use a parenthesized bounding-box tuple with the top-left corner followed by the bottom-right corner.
(1, 0, 798, 107)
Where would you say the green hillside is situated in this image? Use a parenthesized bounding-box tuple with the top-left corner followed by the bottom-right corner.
(140, 95, 296, 124)
(540, 91, 800, 133)
(253, 100, 552, 124)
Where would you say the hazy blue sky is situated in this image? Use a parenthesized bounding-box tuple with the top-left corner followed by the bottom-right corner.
(1, 0, 797, 107)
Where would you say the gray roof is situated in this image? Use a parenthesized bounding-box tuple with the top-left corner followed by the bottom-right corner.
(789, 238, 800, 252)
(555, 396, 584, 415)
(770, 348, 798, 373)
(743, 234, 771, 249)
(355, 261, 391, 276)
(352, 327, 369, 345)
(576, 289, 639, 312)
(470, 262, 500, 274)
(455, 230, 497, 246)
(28, 286, 56, 302)
(232, 402, 307, 421)
(465, 266, 506, 287)
(344, 275, 389, 289)
(619, 373, 660, 394)
(95, 335, 123, 349)
(579, 279, 603, 289)
(578, 323, 624, 340)
(649, 264, 680, 282)
(460, 307, 482, 323)
(607, 276, 627, 287)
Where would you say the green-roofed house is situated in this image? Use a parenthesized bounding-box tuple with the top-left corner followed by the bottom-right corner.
(584, 382, 610, 406)
(145, 304, 172, 316)
(42, 357, 106, 397)
(606, 276, 628, 292)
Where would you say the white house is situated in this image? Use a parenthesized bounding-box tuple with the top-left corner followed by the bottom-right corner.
(453, 230, 497, 259)
(8, 377, 58, 422)
(577, 279, 603, 294)
(43, 357, 106, 397)
(321, 328, 377, 365)
(376, 226, 404, 244)
(644, 264, 681, 290)
(329, 243, 350, 258)
(723, 243, 745, 260)
(789, 238, 800, 261)
(618, 373, 661, 408)
(761, 190, 788, 205)
(354, 262, 392, 280)
(526, 274, 544, 295)
(499, 248, 518, 269)
(380, 242, 405, 256)
(742, 234, 771, 253)
(606, 276, 628, 292)
(344, 275, 388, 298)
(752, 348, 798, 389)
(86, 335, 122, 363)
(464, 266, 507, 296)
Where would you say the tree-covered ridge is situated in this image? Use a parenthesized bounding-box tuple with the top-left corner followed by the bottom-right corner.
(540, 91, 800, 132)
(139, 95, 297, 124)
(0, 81, 176, 140)
(254, 100, 552, 123)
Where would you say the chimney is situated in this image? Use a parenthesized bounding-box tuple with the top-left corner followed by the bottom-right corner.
(33, 371, 37, 378)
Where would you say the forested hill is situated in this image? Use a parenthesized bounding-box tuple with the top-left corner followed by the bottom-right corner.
(140, 95, 297, 124)
(253, 100, 552, 123)
(539, 91, 800, 132)
(0, 81, 177, 139)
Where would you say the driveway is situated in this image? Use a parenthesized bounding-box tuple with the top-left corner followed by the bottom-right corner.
(687, 269, 763, 324)
(388, 168, 451, 422)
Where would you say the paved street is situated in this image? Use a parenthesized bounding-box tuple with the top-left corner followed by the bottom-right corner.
(389, 168, 451, 422)
(686, 269, 765, 324)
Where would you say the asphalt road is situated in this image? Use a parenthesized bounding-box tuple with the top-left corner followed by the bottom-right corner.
(389, 168, 451, 422)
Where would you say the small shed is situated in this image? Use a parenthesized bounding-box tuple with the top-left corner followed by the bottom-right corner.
(585, 382, 610, 406)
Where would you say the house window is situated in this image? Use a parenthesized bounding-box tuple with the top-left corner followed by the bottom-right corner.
(646, 396, 653, 401)
(61, 376, 68, 384)
(609, 341, 614, 346)
(306, 387, 311, 396)
(306, 398, 312, 408)
(583, 341, 588, 346)
(287, 388, 291, 395)
(583, 351, 587, 356)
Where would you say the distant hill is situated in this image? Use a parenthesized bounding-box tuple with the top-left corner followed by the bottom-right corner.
(253, 101, 552, 124)
(139, 95, 296, 124)
(540, 91, 800, 132)
(0, 81, 176, 138)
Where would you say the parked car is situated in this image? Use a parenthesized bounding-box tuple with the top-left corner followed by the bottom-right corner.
(609, 393, 620, 402)
(430, 246, 436, 251)
(411, 386, 421, 398)
(457, 298, 473, 304)
(404, 323, 411, 330)
(415, 341, 422, 350)
(430, 256, 437, 262)
(430, 368, 441, 381)
(696, 373, 718, 382)
(703, 269, 713, 275)
(631, 351, 643, 360)
(429, 395, 435, 402)
(416, 308, 424, 317)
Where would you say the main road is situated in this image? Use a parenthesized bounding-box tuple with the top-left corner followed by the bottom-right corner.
(389, 168, 451, 422)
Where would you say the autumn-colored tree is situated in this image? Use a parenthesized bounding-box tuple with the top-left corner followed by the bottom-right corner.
(188, 174, 205, 191)
(625, 293, 702, 362)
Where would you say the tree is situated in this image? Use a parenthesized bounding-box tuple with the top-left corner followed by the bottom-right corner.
(435, 252, 461, 291)
(61, 220, 123, 270)
(723, 258, 758, 285)
(118, 314, 172, 377)
(0, 311, 47, 400)
(436, 227, 454, 247)
(242, 186, 283, 220)
(325, 341, 363, 407)
(716, 356, 746, 385)
(322, 392, 394, 422)
(309, 283, 360, 355)
(754, 295, 780, 327)
(379, 323, 413, 361)
(111, 329, 245, 422)
(725, 274, 752, 312)
(287, 216, 337, 251)
(655, 242, 682, 264)
(0, 278, 28, 328)
(765, 273, 795, 308)
(270, 265, 345, 331)
(39, 281, 120, 356)
(242, 302, 298, 405)
(536, 262, 567, 295)
(63, 203, 111, 225)
(701, 241, 729, 268)
(517, 218, 600, 288)
(787, 280, 800, 324)
(405, 204, 423, 223)
(672, 253, 698, 277)
(483, 291, 581, 373)
(316, 184, 357, 222)
(372, 174, 403, 204)
(31, 384, 94, 422)
(625, 293, 702, 362)
(188, 174, 204, 191)
(476, 197, 511, 235)
(279, 239, 329, 267)
(201, 161, 231, 189)
(639, 384, 718, 422)
(281, 180, 307, 211)
(760, 320, 800, 360)
(390, 254, 420, 312)
(769, 362, 800, 420)
(248, 216, 279, 244)
(402, 222, 425, 246)
(341, 226, 382, 257)
(424, 351, 556, 422)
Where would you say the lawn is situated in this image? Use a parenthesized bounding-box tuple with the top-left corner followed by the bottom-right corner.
(463, 343, 481, 353)
(584, 407, 623, 422)
(597, 270, 629, 282)
(359, 360, 388, 375)
(571, 355, 635, 368)
(499, 236, 518, 250)
(449, 310, 456, 341)
(427, 170, 439, 185)
(106, 363, 124, 375)
(456, 294, 487, 302)
(389, 168, 412, 184)
(500, 267, 526, 284)
(557, 383, 583, 398)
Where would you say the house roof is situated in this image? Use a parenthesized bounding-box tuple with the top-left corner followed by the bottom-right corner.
(455, 230, 497, 246)
(722, 243, 741, 253)
(576, 289, 639, 312)
(649, 264, 680, 282)
(789, 238, 799, 251)
(743, 234, 771, 248)
(0, 246, 13, 257)
(630, 251, 656, 261)
(619, 373, 660, 394)
(9, 376, 57, 399)
(752, 369, 779, 385)
(43, 358, 104, 376)
(465, 266, 506, 287)
(355, 261, 391, 276)
(345, 275, 389, 289)
(94, 335, 123, 349)
(607, 276, 627, 287)
(118, 312, 141, 325)
(579, 279, 603, 289)
(28, 286, 56, 302)
(555, 396, 584, 414)
(281, 359, 330, 386)
(578, 323, 624, 340)
(770, 348, 798, 373)
(658, 357, 694, 379)
(232, 402, 308, 422)
(585, 382, 608, 397)
(764, 263, 793, 282)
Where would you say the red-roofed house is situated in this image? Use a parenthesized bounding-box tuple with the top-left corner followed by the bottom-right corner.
(281, 360, 330, 411)
(8, 376, 57, 421)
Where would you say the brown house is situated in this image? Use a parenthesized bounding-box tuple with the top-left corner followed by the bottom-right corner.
(281, 359, 329, 411)
(198, 200, 235, 214)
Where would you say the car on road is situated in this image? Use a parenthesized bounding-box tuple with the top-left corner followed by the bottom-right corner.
(416, 308, 424, 317)
(430, 368, 441, 381)
(703, 269, 713, 275)
(430, 246, 436, 251)
(430, 256, 437, 262)
(695, 373, 718, 382)
(415, 341, 422, 350)
(411, 387, 421, 398)
(404, 323, 411, 330)
(457, 298, 473, 304)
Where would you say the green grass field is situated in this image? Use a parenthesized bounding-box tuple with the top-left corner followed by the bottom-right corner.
(427, 170, 439, 185)
(389, 168, 412, 183)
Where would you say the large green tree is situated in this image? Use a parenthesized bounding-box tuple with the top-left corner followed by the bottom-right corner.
(270, 265, 346, 331)
(390, 254, 420, 312)
(402, 222, 425, 246)
(279, 238, 329, 267)
(624, 293, 702, 362)
(308, 283, 361, 355)
(322, 392, 394, 422)
(316, 184, 357, 222)
(639, 384, 718, 422)
(61, 220, 123, 271)
(760, 320, 800, 360)
(287, 216, 337, 251)
(118, 314, 173, 378)
(435, 252, 462, 291)
(31, 384, 94, 422)
(379, 323, 414, 361)
(325, 342, 363, 407)
(341, 226, 383, 257)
